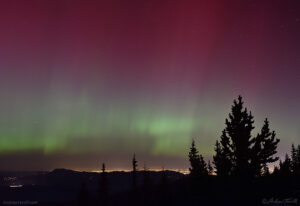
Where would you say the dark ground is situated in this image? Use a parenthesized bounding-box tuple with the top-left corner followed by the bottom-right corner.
(0, 169, 299, 206)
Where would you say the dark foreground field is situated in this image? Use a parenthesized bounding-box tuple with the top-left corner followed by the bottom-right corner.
(0, 169, 299, 206)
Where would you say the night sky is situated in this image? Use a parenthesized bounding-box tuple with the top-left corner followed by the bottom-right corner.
(0, 0, 300, 171)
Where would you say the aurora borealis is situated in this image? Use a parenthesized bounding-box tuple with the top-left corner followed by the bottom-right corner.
(0, 0, 300, 171)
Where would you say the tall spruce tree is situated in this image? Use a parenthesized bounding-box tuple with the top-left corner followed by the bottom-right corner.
(199, 155, 208, 176)
(251, 119, 280, 176)
(291, 144, 297, 170)
(102, 163, 106, 173)
(224, 96, 254, 177)
(99, 163, 108, 206)
(291, 144, 298, 174)
(214, 96, 280, 177)
(188, 140, 207, 177)
(213, 130, 233, 176)
(279, 154, 292, 176)
(290, 144, 300, 175)
(132, 153, 138, 191)
(133, 153, 138, 172)
(213, 141, 223, 176)
(189, 140, 200, 176)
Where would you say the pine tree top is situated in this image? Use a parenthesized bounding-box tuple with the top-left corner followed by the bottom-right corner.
(132, 153, 138, 172)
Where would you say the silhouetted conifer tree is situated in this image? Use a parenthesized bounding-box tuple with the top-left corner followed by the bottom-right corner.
(213, 141, 223, 175)
(225, 96, 254, 177)
(188, 140, 207, 177)
(102, 163, 106, 173)
(99, 163, 108, 206)
(213, 131, 232, 176)
(251, 119, 280, 176)
(189, 140, 200, 176)
(131, 153, 138, 205)
(289, 144, 300, 175)
(279, 154, 292, 176)
(133, 153, 138, 172)
(132, 153, 138, 190)
(214, 96, 280, 177)
(199, 155, 208, 176)
(291, 144, 297, 171)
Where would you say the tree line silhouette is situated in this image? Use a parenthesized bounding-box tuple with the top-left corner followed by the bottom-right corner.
(77, 96, 300, 206)
(190, 95, 280, 178)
